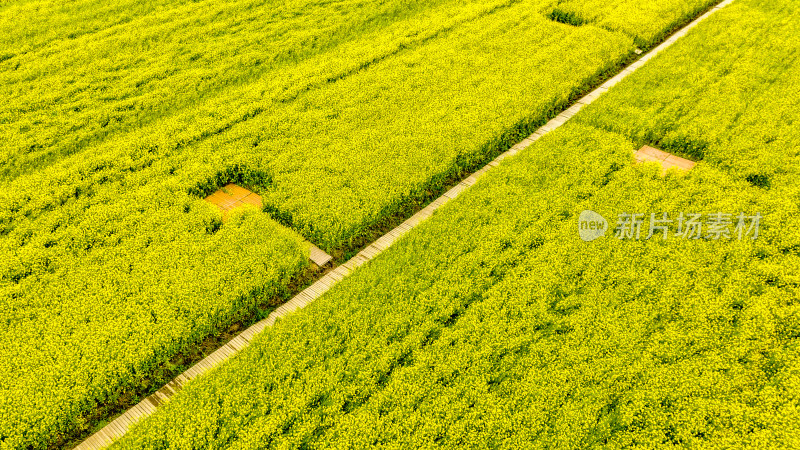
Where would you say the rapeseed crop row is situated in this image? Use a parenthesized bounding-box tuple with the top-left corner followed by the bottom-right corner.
(0, 0, 723, 447)
(0, 203, 310, 448)
(1, 0, 511, 180)
(549, 0, 716, 46)
(113, 0, 800, 447)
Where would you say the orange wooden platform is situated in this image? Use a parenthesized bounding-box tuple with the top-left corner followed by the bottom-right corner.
(204, 183, 263, 213)
(634, 145, 696, 174)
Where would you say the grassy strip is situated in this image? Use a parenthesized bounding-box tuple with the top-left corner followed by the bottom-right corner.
(545, 0, 719, 48)
(114, 0, 800, 447)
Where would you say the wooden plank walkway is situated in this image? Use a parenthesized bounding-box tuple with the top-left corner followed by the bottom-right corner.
(205, 183, 333, 267)
(204, 183, 263, 216)
(74, 2, 734, 448)
(634, 145, 696, 174)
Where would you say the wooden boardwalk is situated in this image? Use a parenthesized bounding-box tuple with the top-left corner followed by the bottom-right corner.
(204, 183, 263, 214)
(634, 145, 697, 174)
(74, 1, 734, 448)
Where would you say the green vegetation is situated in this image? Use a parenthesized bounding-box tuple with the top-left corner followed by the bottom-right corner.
(547, 0, 718, 47)
(197, 1, 633, 251)
(113, 0, 800, 447)
(0, 0, 515, 179)
(0, 205, 310, 448)
(575, 0, 800, 187)
(0, 0, 731, 448)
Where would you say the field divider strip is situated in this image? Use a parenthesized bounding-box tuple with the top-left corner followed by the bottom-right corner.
(73, 1, 736, 448)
